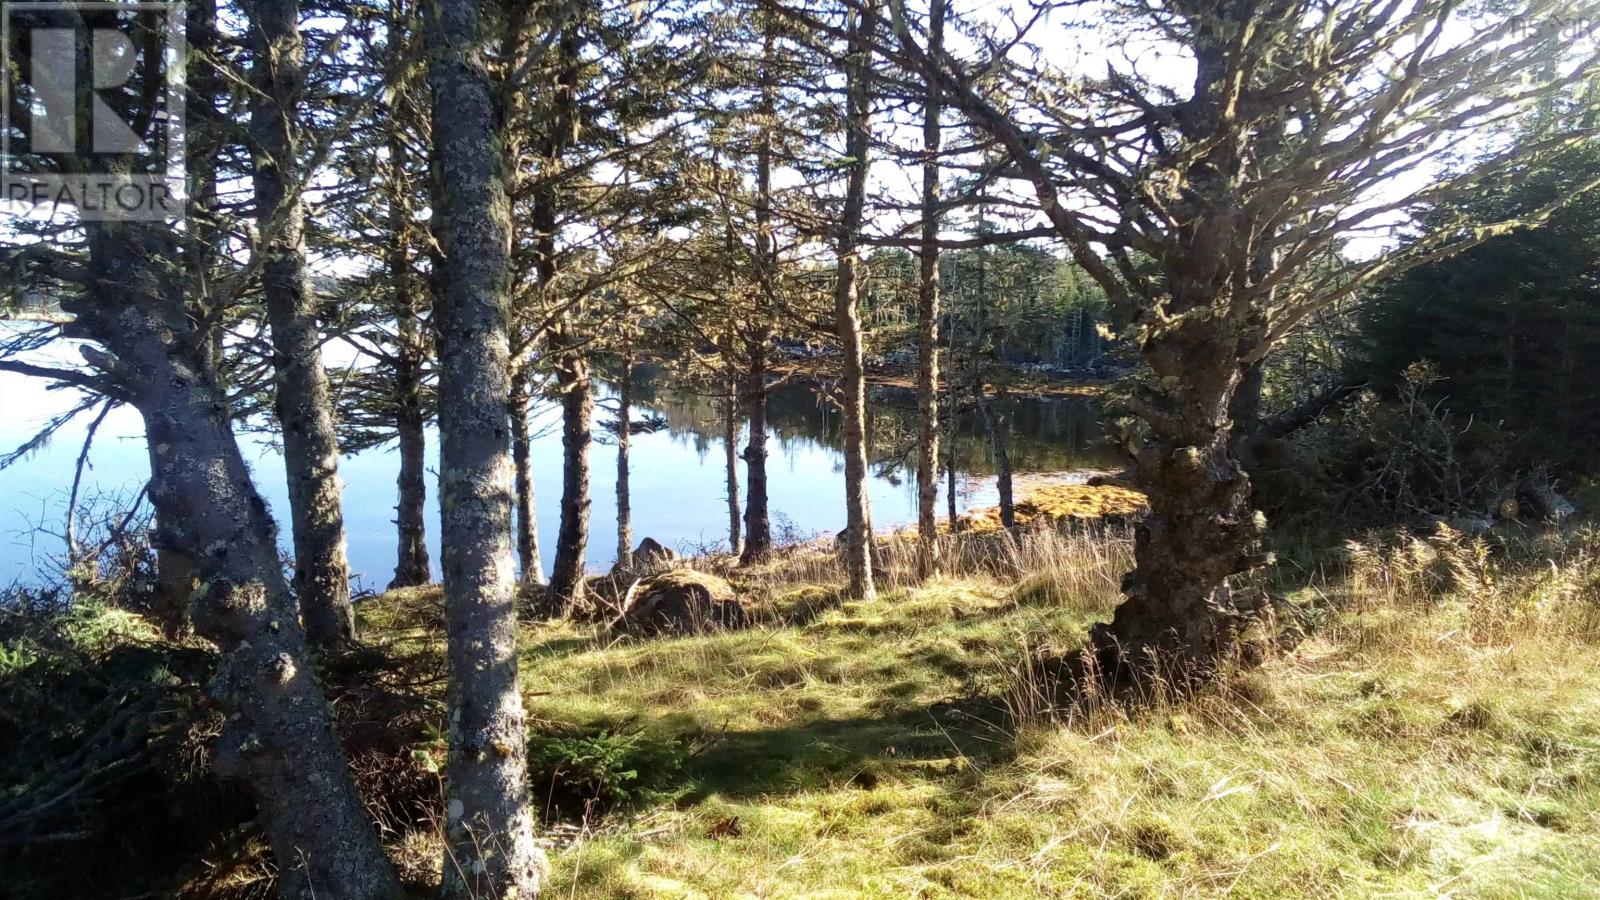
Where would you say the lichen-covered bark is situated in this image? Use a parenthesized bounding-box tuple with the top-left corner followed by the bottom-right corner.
(150, 539, 197, 635)
(425, 0, 547, 892)
(914, 0, 944, 578)
(69, 214, 399, 900)
(1087, 320, 1263, 680)
(835, 2, 876, 601)
(148, 429, 197, 634)
(245, 0, 354, 647)
(509, 369, 545, 587)
(1083, 17, 1268, 682)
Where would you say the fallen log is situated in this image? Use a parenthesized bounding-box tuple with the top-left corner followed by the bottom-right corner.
(1521, 476, 1577, 522)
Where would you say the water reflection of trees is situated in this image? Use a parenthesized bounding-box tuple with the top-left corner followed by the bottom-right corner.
(622, 366, 1116, 477)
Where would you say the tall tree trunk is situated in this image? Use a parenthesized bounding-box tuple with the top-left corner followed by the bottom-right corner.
(1230, 240, 1275, 473)
(739, 333, 773, 563)
(533, 20, 584, 613)
(71, 216, 400, 899)
(425, 0, 548, 892)
(546, 346, 592, 612)
(147, 0, 223, 638)
(914, 0, 944, 578)
(391, 352, 431, 588)
(1230, 359, 1265, 435)
(389, 130, 431, 590)
(615, 352, 633, 570)
(945, 429, 958, 527)
(895, 5, 1271, 684)
(1090, 38, 1265, 676)
(945, 312, 960, 528)
(509, 369, 545, 587)
(1230, 123, 1281, 475)
(836, 1, 876, 601)
(1112, 22, 1271, 682)
(723, 376, 743, 556)
(245, 0, 354, 647)
(740, 20, 778, 566)
(151, 539, 198, 634)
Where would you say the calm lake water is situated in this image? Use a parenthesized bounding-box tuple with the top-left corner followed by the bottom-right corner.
(0, 367, 1113, 588)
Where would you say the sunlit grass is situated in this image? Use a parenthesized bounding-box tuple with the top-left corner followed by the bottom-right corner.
(482, 525, 1600, 899)
(355, 525, 1600, 898)
(959, 483, 1148, 533)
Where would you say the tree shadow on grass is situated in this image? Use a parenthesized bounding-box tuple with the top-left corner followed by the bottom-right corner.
(525, 682, 1026, 824)
(672, 692, 1018, 807)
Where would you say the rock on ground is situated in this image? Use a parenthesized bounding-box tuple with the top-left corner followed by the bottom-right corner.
(633, 537, 679, 568)
(610, 569, 748, 636)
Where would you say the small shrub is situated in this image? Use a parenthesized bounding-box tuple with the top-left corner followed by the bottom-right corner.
(527, 728, 686, 821)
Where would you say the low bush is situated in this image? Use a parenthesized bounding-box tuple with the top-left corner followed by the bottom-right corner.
(527, 728, 687, 821)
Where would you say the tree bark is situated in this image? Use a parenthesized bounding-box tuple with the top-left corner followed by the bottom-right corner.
(723, 375, 743, 556)
(945, 430, 958, 527)
(509, 369, 545, 587)
(151, 543, 198, 635)
(615, 353, 633, 570)
(740, 21, 778, 566)
(246, 0, 355, 648)
(148, 432, 198, 634)
(1080, 22, 1272, 682)
(739, 334, 773, 563)
(1088, 341, 1261, 681)
(914, 0, 944, 578)
(836, 1, 876, 601)
(390, 358, 431, 588)
(945, 312, 960, 528)
(1230, 360, 1265, 440)
(546, 346, 592, 612)
(532, 19, 585, 614)
(425, 0, 548, 891)
(70, 216, 400, 900)
(389, 131, 431, 590)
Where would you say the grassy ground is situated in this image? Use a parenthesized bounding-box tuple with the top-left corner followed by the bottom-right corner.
(365, 525, 1600, 899)
(7, 524, 1596, 898)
